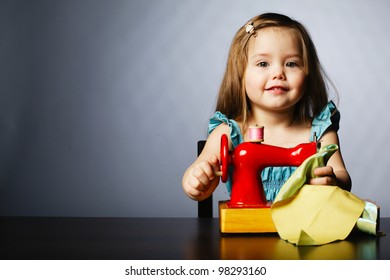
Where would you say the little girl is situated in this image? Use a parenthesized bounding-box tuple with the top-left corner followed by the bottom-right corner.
(182, 13, 351, 202)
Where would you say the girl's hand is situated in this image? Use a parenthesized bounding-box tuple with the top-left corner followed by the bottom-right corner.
(183, 155, 221, 201)
(309, 166, 337, 186)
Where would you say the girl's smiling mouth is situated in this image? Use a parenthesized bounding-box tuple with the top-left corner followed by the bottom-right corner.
(266, 86, 289, 94)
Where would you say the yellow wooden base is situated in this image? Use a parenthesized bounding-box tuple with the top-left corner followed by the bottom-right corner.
(219, 201, 277, 233)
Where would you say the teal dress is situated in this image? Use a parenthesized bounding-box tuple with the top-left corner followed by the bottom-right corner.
(208, 101, 340, 202)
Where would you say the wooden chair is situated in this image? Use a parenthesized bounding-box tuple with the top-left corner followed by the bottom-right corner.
(197, 140, 213, 217)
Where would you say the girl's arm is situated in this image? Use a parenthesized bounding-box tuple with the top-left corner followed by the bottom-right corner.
(182, 124, 231, 201)
(309, 129, 352, 191)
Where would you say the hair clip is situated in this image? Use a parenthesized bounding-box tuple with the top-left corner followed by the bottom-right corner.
(245, 22, 257, 37)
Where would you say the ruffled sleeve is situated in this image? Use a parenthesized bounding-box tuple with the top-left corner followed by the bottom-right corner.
(208, 111, 244, 147)
(310, 101, 340, 141)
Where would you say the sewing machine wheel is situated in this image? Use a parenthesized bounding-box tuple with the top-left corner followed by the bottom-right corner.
(220, 134, 229, 183)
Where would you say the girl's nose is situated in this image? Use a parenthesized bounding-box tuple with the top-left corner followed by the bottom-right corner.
(272, 66, 285, 80)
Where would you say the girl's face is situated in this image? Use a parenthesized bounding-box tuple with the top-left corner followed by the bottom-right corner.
(244, 27, 306, 115)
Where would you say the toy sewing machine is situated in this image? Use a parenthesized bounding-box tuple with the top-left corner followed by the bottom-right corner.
(217, 126, 318, 233)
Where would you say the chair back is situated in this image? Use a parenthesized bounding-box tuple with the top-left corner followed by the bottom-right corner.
(197, 140, 213, 217)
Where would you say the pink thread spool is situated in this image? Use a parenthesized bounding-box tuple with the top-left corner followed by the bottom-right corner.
(248, 125, 264, 142)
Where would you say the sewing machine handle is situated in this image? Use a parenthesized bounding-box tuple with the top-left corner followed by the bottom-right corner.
(220, 134, 230, 183)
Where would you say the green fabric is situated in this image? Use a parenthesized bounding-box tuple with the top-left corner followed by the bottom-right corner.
(273, 144, 339, 204)
(357, 201, 379, 235)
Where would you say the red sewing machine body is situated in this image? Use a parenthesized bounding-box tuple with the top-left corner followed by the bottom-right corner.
(219, 134, 317, 208)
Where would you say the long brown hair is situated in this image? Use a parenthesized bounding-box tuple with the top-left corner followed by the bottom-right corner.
(216, 13, 330, 128)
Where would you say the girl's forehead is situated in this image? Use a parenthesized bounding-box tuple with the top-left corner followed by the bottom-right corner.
(248, 27, 302, 55)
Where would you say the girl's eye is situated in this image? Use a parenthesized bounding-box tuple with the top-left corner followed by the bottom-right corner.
(257, 61, 269, 67)
(286, 61, 299, 67)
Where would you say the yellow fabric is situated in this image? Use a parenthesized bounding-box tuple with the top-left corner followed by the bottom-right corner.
(272, 185, 365, 245)
(271, 144, 377, 246)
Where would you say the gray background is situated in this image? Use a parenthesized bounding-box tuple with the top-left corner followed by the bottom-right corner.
(1, 0, 389, 217)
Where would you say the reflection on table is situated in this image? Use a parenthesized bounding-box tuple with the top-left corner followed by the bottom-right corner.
(0, 217, 388, 260)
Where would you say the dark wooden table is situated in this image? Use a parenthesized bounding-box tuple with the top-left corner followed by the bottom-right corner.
(0, 217, 388, 260)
